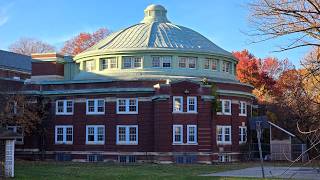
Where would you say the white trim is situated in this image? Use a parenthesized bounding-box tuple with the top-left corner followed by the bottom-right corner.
(86, 99, 105, 115)
(217, 99, 231, 115)
(239, 101, 247, 116)
(55, 100, 74, 115)
(172, 125, 183, 144)
(217, 125, 232, 145)
(187, 125, 197, 144)
(116, 98, 138, 114)
(116, 125, 138, 145)
(7, 126, 24, 144)
(239, 126, 247, 144)
(187, 96, 197, 113)
(268, 121, 296, 137)
(172, 96, 183, 112)
(86, 125, 105, 145)
(55, 125, 73, 144)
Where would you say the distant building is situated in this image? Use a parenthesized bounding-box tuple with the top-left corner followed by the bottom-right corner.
(2, 4, 255, 163)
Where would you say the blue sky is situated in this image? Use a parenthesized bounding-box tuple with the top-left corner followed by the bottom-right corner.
(0, 0, 310, 66)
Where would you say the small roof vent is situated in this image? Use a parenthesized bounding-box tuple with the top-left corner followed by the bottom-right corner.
(141, 4, 170, 24)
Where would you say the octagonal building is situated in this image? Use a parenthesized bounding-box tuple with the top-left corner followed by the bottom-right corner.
(17, 4, 254, 163)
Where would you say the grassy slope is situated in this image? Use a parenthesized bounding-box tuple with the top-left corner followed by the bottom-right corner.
(14, 161, 279, 180)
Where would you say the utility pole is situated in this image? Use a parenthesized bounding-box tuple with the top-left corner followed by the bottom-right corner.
(256, 121, 265, 178)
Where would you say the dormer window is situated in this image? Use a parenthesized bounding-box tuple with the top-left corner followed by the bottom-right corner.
(123, 57, 142, 69)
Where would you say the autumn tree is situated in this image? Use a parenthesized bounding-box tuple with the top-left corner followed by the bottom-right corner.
(9, 38, 55, 56)
(248, 0, 320, 51)
(61, 28, 110, 56)
(233, 49, 292, 102)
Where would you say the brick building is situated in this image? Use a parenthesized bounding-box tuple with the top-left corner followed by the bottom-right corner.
(3, 4, 254, 163)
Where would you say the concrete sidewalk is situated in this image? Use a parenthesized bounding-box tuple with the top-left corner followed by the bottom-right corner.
(202, 166, 320, 179)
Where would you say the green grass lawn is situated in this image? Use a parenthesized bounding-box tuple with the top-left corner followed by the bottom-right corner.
(14, 161, 278, 180)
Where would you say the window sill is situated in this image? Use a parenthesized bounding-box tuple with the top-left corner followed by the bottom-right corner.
(217, 142, 232, 145)
(239, 141, 247, 144)
(86, 142, 105, 145)
(116, 143, 138, 145)
(172, 112, 198, 114)
(239, 114, 247, 117)
(116, 112, 138, 115)
(86, 112, 105, 115)
(56, 113, 74, 116)
(172, 143, 198, 145)
(216, 113, 231, 116)
(55, 142, 73, 145)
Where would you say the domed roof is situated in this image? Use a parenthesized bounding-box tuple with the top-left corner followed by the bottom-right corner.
(79, 4, 231, 57)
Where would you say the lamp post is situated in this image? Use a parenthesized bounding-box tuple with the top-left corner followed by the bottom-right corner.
(256, 121, 265, 178)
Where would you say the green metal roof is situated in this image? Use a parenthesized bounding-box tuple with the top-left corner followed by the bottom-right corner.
(75, 4, 232, 60)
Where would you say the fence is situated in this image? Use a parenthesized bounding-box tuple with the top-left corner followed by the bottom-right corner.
(242, 143, 308, 162)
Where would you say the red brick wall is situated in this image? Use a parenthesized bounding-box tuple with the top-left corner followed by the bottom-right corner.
(32, 61, 64, 76)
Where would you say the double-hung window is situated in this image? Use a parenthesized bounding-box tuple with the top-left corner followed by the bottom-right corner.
(86, 99, 105, 115)
(84, 60, 96, 72)
(204, 58, 218, 71)
(116, 125, 138, 145)
(100, 57, 117, 70)
(179, 57, 197, 69)
(172, 125, 183, 144)
(187, 96, 197, 113)
(55, 125, 73, 144)
(222, 61, 231, 73)
(217, 126, 232, 144)
(116, 98, 138, 114)
(86, 125, 105, 145)
(152, 56, 172, 68)
(123, 57, 142, 69)
(173, 96, 183, 112)
(7, 126, 24, 144)
(239, 126, 247, 143)
(187, 125, 197, 144)
(239, 101, 247, 116)
(217, 99, 231, 115)
(56, 100, 74, 115)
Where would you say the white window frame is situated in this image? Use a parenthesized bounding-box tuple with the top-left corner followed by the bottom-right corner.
(172, 125, 183, 144)
(179, 57, 197, 69)
(239, 126, 247, 144)
(7, 126, 24, 144)
(222, 61, 231, 73)
(84, 60, 96, 72)
(172, 96, 183, 113)
(55, 125, 73, 144)
(116, 125, 138, 145)
(116, 98, 138, 114)
(86, 125, 105, 145)
(55, 100, 74, 115)
(218, 155, 231, 162)
(217, 99, 231, 115)
(187, 125, 197, 144)
(122, 57, 142, 69)
(100, 57, 117, 70)
(239, 101, 247, 116)
(217, 125, 232, 145)
(187, 96, 197, 113)
(86, 99, 105, 115)
(152, 56, 172, 68)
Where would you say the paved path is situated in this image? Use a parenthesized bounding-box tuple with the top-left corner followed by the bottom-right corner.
(202, 166, 320, 179)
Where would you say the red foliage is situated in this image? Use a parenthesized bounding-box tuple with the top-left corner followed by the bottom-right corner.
(61, 28, 110, 56)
